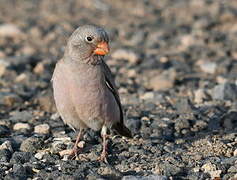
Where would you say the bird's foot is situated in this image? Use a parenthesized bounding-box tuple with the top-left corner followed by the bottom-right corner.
(68, 147, 81, 160)
(98, 150, 108, 163)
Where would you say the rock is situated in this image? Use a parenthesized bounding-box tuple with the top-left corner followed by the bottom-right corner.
(13, 123, 31, 131)
(12, 164, 27, 176)
(147, 69, 176, 91)
(124, 118, 141, 133)
(0, 125, 10, 136)
(15, 73, 29, 83)
(10, 152, 33, 164)
(34, 151, 48, 160)
(0, 149, 12, 162)
(34, 124, 50, 134)
(140, 92, 154, 100)
(0, 92, 23, 107)
(201, 162, 222, 179)
(0, 24, 24, 38)
(212, 83, 237, 101)
(174, 98, 194, 113)
(20, 137, 43, 153)
(174, 119, 190, 133)
(0, 59, 10, 77)
(122, 175, 167, 180)
(155, 162, 182, 176)
(234, 149, 237, 156)
(194, 89, 207, 104)
(9, 111, 33, 123)
(221, 111, 237, 130)
(33, 62, 45, 74)
(111, 49, 139, 64)
(0, 140, 13, 153)
(197, 60, 217, 74)
(36, 90, 56, 112)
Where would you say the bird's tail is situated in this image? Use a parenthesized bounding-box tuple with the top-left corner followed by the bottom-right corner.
(112, 123, 132, 138)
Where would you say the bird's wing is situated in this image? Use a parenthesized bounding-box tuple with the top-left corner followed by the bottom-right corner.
(101, 60, 132, 138)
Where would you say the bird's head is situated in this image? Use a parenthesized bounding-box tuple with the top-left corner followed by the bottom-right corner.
(65, 25, 109, 64)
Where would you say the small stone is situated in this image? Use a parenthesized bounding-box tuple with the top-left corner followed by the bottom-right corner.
(77, 141, 85, 148)
(50, 113, 60, 120)
(197, 60, 217, 74)
(194, 89, 207, 104)
(111, 49, 139, 64)
(174, 98, 194, 113)
(140, 92, 154, 100)
(0, 24, 24, 38)
(147, 69, 176, 91)
(36, 90, 56, 112)
(0, 149, 12, 162)
(13, 123, 31, 131)
(174, 119, 190, 133)
(127, 69, 137, 78)
(33, 62, 45, 74)
(212, 83, 237, 101)
(0, 141, 13, 153)
(34, 123, 50, 134)
(0, 125, 10, 136)
(9, 110, 33, 122)
(59, 149, 72, 157)
(10, 152, 32, 164)
(0, 92, 23, 107)
(20, 137, 43, 153)
(202, 162, 216, 172)
(122, 175, 167, 180)
(0, 59, 10, 77)
(34, 151, 47, 160)
(234, 149, 237, 156)
(15, 73, 28, 83)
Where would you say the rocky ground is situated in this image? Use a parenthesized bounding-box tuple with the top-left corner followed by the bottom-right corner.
(0, 0, 237, 179)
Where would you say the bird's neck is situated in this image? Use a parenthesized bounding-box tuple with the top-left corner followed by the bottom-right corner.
(63, 54, 103, 66)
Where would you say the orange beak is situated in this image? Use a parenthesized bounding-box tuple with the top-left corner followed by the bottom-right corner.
(94, 42, 110, 55)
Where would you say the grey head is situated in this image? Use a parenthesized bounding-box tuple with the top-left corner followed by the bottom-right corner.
(64, 25, 109, 64)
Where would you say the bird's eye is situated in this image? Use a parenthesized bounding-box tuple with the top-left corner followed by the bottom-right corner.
(86, 36, 93, 42)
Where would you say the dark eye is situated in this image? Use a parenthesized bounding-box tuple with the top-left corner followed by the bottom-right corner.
(86, 36, 93, 42)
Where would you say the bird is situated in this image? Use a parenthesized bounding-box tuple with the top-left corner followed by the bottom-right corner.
(52, 25, 132, 162)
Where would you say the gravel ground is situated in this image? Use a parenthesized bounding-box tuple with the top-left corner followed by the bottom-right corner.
(0, 0, 237, 179)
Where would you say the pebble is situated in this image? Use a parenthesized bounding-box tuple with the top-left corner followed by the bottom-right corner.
(19, 137, 43, 153)
(194, 89, 207, 104)
(0, 92, 23, 107)
(202, 162, 222, 179)
(197, 60, 217, 74)
(34, 123, 50, 134)
(36, 91, 56, 112)
(111, 49, 139, 64)
(0, 149, 12, 162)
(147, 69, 176, 91)
(212, 83, 237, 101)
(0, 141, 13, 153)
(15, 73, 28, 83)
(0, 59, 10, 77)
(34, 151, 48, 160)
(0, 24, 24, 38)
(0, 125, 10, 136)
(9, 111, 33, 123)
(233, 149, 237, 156)
(13, 123, 31, 131)
(122, 175, 167, 180)
(33, 62, 45, 74)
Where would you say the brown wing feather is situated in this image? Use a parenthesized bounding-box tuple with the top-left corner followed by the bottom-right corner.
(101, 60, 132, 138)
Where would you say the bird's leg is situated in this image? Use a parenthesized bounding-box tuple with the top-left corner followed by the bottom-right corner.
(69, 129, 83, 159)
(98, 125, 108, 163)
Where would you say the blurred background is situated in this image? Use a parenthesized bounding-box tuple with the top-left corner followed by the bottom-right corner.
(0, 0, 237, 179)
